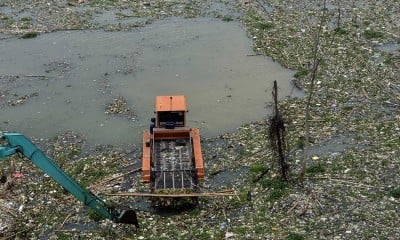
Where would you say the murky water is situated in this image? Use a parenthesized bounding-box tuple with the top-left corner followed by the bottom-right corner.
(0, 18, 301, 147)
(377, 43, 400, 53)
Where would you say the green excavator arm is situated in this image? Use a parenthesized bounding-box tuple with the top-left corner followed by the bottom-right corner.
(0, 132, 138, 227)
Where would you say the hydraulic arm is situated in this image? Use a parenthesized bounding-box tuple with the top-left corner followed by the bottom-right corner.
(0, 132, 138, 227)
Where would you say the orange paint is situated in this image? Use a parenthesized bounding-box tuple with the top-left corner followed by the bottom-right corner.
(155, 95, 187, 112)
(191, 128, 204, 180)
(142, 96, 204, 184)
(142, 130, 151, 183)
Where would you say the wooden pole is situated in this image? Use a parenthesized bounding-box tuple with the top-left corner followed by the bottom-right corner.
(104, 191, 237, 198)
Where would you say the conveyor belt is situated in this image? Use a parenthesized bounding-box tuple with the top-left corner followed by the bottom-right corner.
(152, 139, 196, 190)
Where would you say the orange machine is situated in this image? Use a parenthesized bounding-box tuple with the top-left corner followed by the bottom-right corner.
(142, 96, 204, 194)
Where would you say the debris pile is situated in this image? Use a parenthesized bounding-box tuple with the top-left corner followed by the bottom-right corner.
(105, 97, 135, 120)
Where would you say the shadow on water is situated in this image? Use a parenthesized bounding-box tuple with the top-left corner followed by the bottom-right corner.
(0, 18, 303, 147)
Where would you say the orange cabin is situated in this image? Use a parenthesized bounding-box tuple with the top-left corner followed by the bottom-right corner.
(154, 95, 187, 128)
(142, 96, 204, 187)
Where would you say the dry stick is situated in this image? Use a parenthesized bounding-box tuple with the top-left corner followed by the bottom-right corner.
(252, 168, 270, 183)
(24, 75, 46, 78)
(271, 81, 288, 181)
(299, 193, 315, 216)
(104, 167, 141, 183)
(255, 0, 273, 21)
(54, 229, 79, 232)
(329, 178, 385, 190)
(300, 0, 327, 182)
(365, 218, 398, 230)
(247, 54, 263, 57)
(234, 190, 241, 201)
(287, 200, 300, 213)
(120, 158, 139, 168)
(105, 191, 236, 198)
(215, 189, 237, 193)
(306, 176, 384, 189)
(89, 168, 141, 190)
(57, 212, 74, 231)
(0, 206, 16, 217)
(3, 227, 34, 240)
(209, 169, 225, 177)
(222, 208, 227, 220)
(314, 195, 323, 208)
(305, 176, 356, 180)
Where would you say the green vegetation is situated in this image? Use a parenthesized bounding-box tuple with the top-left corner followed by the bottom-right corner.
(342, 105, 354, 111)
(21, 32, 38, 39)
(254, 21, 274, 30)
(0, 14, 9, 20)
(89, 0, 118, 6)
(70, 161, 85, 176)
(286, 232, 305, 240)
(57, 233, 69, 240)
(268, 188, 287, 201)
(364, 29, 384, 39)
(305, 164, 326, 175)
(222, 16, 233, 22)
(260, 178, 289, 202)
(260, 178, 288, 189)
(294, 69, 309, 79)
(79, 168, 108, 187)
(88, 209, 106, 222)
(250, 163, 268, 173)
(20, 17, 32, 22)
(228, 187, 251, 207)
(334, 27, 347, 35)
(389, 187, 400, 199)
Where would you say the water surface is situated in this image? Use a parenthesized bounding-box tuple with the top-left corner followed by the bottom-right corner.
(0, 18, 301, 147)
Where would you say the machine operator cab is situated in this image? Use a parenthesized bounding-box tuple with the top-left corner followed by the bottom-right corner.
(153, 95, 187, 130)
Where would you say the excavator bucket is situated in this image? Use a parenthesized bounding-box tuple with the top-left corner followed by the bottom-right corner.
(117, 209, 139, 227)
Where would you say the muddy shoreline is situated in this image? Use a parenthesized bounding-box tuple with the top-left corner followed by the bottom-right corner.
(1, 0, 400, 239)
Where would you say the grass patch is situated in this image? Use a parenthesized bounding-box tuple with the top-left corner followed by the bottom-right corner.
(87, 209, 106, 222)
(389, 187, 400, 199)
(286, 232, 304, 240)
(196, 231, 212, 239)
(228, 187, 250, 207)
(260, 178, 289, 202)
(342, 105, 353, 111)
(80, 168, 108, 187)
(222, 16, 233, 22)
(233, 226, 248, 235)
(70, 161, 85, 176)
(305, 164, 326, 175)
(21, 32, 38, 39)
(250, 163, 268, 173)
(364, 29, 384, 39)
(260, 178, 288, 189)
(254, 21, 274, 30)
(57, 233, 69, 240)
(384, 58, 393, 65)
(334, 27, 347, 35)
(294, 69, 309, 79)
(268, 188, 287, 201)
(20, 17, 32, 22)
(0, 14, 9, 20)
(89, 0, 118, 6)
